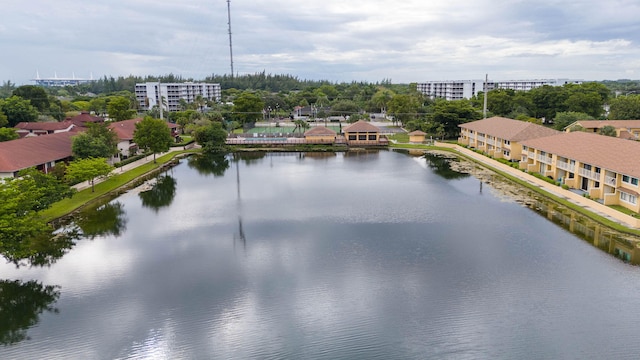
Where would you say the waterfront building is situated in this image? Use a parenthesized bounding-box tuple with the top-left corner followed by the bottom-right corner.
(417, 79, 582, 100)
(0, 132, 75, 177)
(564, 120, 640, 140)
(408, 130, 427, 143)
(304, 126, 337, 144)
(135, 82, 222, 112)
(32, 72, 95, 87)
(343, 121, 386, 145)
(458, 117, 559, 161)
(520, 131, 640, 213)
(108, 118, 179, 158)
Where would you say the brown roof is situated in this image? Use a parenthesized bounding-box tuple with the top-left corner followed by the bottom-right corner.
(460, 116, 559, 142)
(408, 130, 426, 136)
(68, 112, 105, 127)
(0, 132, 74, 173)
(520, 131, 640, 178)
(572, 120, 640, 130)
(108, 118, 143, 141)
(344, 120, 380, 133)
(15, 121, 74, 131)
(304, 126, 337, 136)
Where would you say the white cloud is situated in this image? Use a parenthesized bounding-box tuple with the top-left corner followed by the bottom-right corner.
(2, 0, 640, 85)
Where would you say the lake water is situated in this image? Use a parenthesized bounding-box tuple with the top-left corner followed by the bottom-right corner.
(3, 150, 640, 359)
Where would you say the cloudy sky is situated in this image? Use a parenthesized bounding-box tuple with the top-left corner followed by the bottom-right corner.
(2, 0, 640, 85)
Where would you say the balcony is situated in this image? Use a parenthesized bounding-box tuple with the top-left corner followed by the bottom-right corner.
(537, 154, 553, 164)
(579, 168, 601, 180)
(557, 161, 575, 172)
(605, 175, 617, 186)
(528, 151, 536, 159)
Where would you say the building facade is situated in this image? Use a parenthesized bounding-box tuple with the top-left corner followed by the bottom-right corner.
(417, 79, 582, 100)
(135, 82, 222, 112)
(459, 117, 559, 161)
(519, 132, 640, 213)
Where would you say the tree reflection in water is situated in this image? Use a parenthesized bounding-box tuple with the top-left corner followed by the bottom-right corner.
(423, 152, 471, 180)
(75, 201, 128, 239)
(0, 280, 60, 345)
(187, 153, 231, 176)
(139, 175, 177, 212)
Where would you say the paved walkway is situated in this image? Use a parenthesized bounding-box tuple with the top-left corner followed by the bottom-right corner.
(432, 142, 640, 229)
(72, 147, 186, 192)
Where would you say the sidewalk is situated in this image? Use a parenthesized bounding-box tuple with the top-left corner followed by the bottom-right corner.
(72, 147, 185, 192)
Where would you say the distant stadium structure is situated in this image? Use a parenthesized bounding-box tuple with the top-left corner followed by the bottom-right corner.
(32, 71, 96, 87)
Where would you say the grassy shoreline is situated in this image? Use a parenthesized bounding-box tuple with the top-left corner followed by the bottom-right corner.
(392, 143, 640, 236)
(40, 149, 198, 223)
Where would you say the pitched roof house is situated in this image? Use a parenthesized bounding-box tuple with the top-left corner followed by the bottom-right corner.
(459, 116, 559, 161)
(0, 132, 75, 178)
(108, 118, 179, 157)
(304, 126, 337, 144)
(15, 120, 76, 137)
(343, 121, 386, 145)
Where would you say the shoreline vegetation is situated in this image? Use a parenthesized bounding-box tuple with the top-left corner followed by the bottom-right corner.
(40, 149, 198, 223)
(42, 141, 640, 240)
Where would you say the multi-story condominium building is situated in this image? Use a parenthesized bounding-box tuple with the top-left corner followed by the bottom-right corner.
(564, 120, 640, 140)
(520, 132, 640, 213)
(458, 117, 560, 161)
(417, 79, 582, 100)
(135, 82, 222, 112)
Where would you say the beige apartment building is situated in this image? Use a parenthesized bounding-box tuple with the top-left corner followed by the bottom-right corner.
(458, 117, 559, 161)
(520, 131, 640, 213)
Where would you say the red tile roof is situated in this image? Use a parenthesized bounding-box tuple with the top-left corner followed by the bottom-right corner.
(15, 120, 75, 131)
(304, 126, 337, 136)
(344, 120, 380, 133)
(0, 132, 74, 173)
(460, 116, 559, 142)
(68, 112, 104, 127)
(520, 131, 640, 178)
(108, 118, 143, 141)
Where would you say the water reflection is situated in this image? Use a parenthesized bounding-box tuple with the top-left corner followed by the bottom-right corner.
(139, 175, 177, 212)
(74, 201, 128, 239)
(233, 152, 265, 165)
(0, 229, 80, 267)
(423, 152, 470, 179)
(0, 279, 60, 345)
(342, 149, 380, 162)
(532, 200, 640, 264)
(187, 153, 231, 176)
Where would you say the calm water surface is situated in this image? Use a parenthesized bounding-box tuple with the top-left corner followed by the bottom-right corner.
(2, 150, 640, 359)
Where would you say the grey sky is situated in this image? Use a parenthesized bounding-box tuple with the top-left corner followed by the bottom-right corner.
(2, 0, 639, 85)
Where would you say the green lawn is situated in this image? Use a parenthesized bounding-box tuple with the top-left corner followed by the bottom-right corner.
(40, 150, 198, 222)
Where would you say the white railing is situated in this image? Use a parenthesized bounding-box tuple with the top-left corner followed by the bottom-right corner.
(487, 138, 495, 145)
(557, 162, 575, 172)
(477, 136, 485, 142)
(579, 168, 601, 180)
(528, 151, 536, 158)
(605, 175, 617, 186)
(537, 154, 552, 164)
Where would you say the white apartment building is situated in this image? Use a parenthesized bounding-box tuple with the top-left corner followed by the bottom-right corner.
(416, 79, 583, 100)
(135, 82, 222, 112)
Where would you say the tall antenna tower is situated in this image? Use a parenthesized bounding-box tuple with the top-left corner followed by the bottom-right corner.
(227, 0, 234, 78)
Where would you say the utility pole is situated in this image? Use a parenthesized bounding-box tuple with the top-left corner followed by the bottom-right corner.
(158, 81, 164, 120)
(227, 0, 234, 78)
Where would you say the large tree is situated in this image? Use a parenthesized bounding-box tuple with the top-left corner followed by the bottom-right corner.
(232, 91, 264, 125)
(12, 85, 50, 113)
(133, 116, 173, 163)
(72, 123, 119, 159)
(552, 111, 595, 130)
(608, 95, 640, 120)
(0, 169, 74, 262)
(0, 127, 18, 142)
(107, 96, 136, 121)
(428, 99, 482, 139)
(193, 121, 227, 153)
(0, 96, 39, 126)
(65, 157, 114, 192)
(387, 94, 420, 126)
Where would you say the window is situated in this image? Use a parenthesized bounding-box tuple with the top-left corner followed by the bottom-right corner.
(368, 134, 377, 140)
(358, 134, 367, 140)
(622, 175, 639, 186)
(620, 191, 638, 205)
(568, 172, 574, 179)
(504, 140, 511, 145)
(348, 135, 356, 140)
